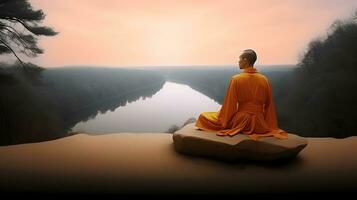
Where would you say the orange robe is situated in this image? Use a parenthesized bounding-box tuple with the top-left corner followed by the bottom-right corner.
(195, 67, 288, 141)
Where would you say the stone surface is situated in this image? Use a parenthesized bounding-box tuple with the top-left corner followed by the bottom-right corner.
(173, 123, 308, 162)
(0, 131, 356, 195)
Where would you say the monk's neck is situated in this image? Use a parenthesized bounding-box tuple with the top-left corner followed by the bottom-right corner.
(242, 66, 258, 73)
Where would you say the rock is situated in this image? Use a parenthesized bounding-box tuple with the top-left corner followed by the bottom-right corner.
(172, 123, 308, 162)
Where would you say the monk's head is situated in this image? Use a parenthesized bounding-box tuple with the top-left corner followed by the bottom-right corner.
(239, 49, 257, 69)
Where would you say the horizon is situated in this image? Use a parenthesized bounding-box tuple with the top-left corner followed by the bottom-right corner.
(48, 64, 297, 69)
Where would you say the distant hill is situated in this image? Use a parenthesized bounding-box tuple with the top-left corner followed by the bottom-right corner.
(0, 66, 166, 145)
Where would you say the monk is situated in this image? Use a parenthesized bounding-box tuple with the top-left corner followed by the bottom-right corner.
(195, 49, 289, 141)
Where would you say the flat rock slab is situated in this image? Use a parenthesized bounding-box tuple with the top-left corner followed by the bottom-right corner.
(173, 123, 308, 162)
(0, 131, 356, 195)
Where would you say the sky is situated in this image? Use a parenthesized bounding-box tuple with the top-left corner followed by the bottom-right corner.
(16, 0, 357, 67)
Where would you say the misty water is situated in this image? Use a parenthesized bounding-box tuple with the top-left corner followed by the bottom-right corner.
(70, 81, 221, 134)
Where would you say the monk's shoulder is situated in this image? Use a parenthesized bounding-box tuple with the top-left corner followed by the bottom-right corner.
(256, 73, 271, 87)
(232, 74, 245, 83)
(232, 74, 241, 80)
(232, 72, 266, 80)
(255, 72, 269, 80)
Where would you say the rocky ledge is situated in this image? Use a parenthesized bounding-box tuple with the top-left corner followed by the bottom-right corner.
(0, 124, 356, 196)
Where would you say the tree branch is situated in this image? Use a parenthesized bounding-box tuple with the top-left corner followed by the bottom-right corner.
(0, 38, 25, 69)
(0, 24, 30, 49)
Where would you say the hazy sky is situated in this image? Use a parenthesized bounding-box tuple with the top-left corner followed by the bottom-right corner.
(23, 0, 357, 67)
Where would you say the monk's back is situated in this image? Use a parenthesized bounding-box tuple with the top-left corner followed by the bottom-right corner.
(232, 72, 269, 105)
(195, 50, 288, 140)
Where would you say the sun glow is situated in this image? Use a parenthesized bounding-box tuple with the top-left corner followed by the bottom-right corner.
(145, 19, 194, 64)
(28, 0, 357, 67)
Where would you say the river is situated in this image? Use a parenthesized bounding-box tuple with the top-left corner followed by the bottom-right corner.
(71, 81, 221, 134)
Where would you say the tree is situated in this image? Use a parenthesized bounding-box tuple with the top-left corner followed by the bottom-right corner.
(279, 9, 357, 138)
(0, 0, 58, 68)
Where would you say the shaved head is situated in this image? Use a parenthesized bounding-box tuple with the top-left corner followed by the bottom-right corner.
(240, 49, 257, 65)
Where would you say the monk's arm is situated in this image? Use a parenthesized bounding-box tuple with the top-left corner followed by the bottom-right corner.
(218, 78, 239, 128)
(264, 80, 279, 129)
